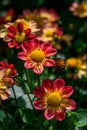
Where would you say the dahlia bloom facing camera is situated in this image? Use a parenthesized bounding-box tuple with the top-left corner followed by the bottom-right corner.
(34, 78, 76, 121)
(18, 39, 57, 74)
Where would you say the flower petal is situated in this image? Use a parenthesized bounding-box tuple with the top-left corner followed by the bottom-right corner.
(54, 78, 65, 90)
(34, 86, 46, 98)
(33, 63, 44, 74)
(45, 48, 57, 56)
(31, 39, 40, 49)
(44, 107, 55, 120)
(42, 79, 54, 92)
(34, 98, 47, 110)
(43, 58, 55, 66)
(0, 89, 11, 100)
(8, 41, 16, 48)
(24, 61, 34, 68)
(41, 42, 52, 51)
(62, 86, 74, 98)
(18, 52, 28, 60)
(55, 110, 66, 121)
(65, 99, 76, 110)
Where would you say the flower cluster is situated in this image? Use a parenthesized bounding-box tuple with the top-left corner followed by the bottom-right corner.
(0, 7, 77, 127)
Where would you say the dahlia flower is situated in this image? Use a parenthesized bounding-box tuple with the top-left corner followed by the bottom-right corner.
(34, 78, 76, 121)
(18, 39, 57, 74)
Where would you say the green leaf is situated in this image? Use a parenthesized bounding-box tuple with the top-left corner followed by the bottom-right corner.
(0, 110, 6, 121)
(20, 109, 36, 124)
(75, 109, 87, 127)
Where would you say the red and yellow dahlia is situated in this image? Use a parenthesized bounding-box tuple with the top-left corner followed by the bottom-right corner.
(5, 22, 36, 48)
(18, 39, 57, 74)
(34, 78, 76, 121)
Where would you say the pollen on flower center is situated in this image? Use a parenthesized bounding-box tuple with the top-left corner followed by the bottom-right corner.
(15, 32, 25, 43)
(31, 49, 45, 62)
(47, 92, 62, 106)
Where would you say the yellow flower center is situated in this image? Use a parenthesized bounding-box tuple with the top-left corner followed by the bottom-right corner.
(5, 68, 12, 77)
(44, 29, 54, 37)
(47, 92, 62, 106)
(31, 49, 45, 62)
(15, 32, 25, 43)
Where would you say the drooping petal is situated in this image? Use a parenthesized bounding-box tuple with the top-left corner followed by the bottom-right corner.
(42, 79, 54, 92)
(44, 106, 55, 120)
(45, 48, 57, 56)
(24, 61, 34, 68)
(34, 86, 46, 98)
(33, 63, 44, 74)
(55, 110, 66, 121)
(62, 86, 74, 98)
(43, 58, 55, 66)
(54, 78, 65, 90)
(64, 99, 76, 110)
(34, 98, 47, 110)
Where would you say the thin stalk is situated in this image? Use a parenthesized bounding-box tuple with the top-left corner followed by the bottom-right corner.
(12, 87, 19, 108)
(37, 74, 40, 86)
(25, 69, 32, 92)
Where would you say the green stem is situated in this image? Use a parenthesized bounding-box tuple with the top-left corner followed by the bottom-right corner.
(25, 69, 32, 92)
(12, 87, 19, 108)
(37, 74, 40, 86)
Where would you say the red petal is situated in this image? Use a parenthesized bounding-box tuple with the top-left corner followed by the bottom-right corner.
(34, 86, 46, 98)
(54, 78, 65, 90)
(44, 107, 55, 120)
(43, 58, 55, 66)
(42, 79, 54, 92)
(41, 42, 52, 51)
(8, 41, 16, 48)
(55, 110, 66, 121)
(25, 29, 31, 36)
(65, 99, 76, 110)
(34, 99, 46, 110)
(31, 39, 40, 49)
(17, 22, 23, 33)
(18, 52, 28, 60)
(33, 63, 44, 74)
(21, 42, 33, 52)
(8, 26, 17, 35)
(28, 33, 36, 40)
(24, 61, 34, 68)
(62, 86, 74, 98)
(45, 48, 57, 57)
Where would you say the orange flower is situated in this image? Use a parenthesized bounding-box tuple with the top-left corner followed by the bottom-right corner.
(34, 78, 76, 121)
(69, 2, 87, 18)
(18, 39, 57, 74)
